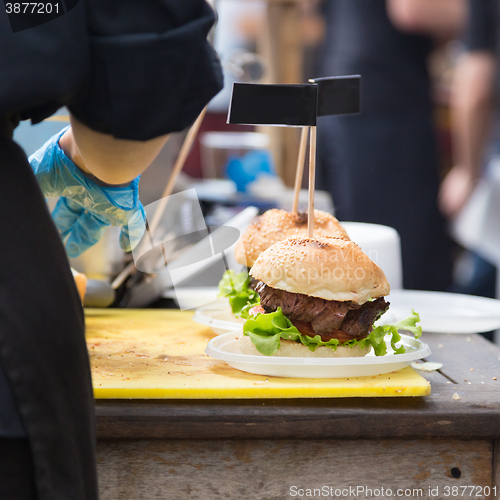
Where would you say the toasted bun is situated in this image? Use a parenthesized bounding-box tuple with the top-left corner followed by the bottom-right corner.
(71, 268, 87, 302)
(250, 236, 390, 304)
(235, 209, 349, 267)
(239, 336, 370, 357)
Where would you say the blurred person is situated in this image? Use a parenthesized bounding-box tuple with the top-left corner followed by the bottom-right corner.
(439, 0, 497, 219)
(439, 0, 498, 303)
(0, 1, 222, 499)
(316, 0, 465, 291)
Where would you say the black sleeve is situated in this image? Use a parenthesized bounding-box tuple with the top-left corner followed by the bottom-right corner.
(464, 0, 497, 53)
(68, 0, 223, 140)
(0, 2, 90, 123)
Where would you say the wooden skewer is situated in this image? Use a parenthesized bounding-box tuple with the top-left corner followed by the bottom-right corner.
(308, 126, 316, 238)
(149, 106, 207, 235)
(111, 107, 207, 290)
(292, 126, 309, 213)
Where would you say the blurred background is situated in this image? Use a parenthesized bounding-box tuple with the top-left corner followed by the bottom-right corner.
(14, 0, 500, 341)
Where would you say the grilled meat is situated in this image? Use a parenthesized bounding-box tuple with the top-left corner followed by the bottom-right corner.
(255, 281, 389, 340)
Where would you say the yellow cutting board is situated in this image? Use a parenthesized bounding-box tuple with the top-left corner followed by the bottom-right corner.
(86, 309, 430, 399)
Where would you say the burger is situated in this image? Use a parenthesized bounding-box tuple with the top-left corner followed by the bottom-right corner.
(218, 209, 349, 318)
(240, 236, 421, 357)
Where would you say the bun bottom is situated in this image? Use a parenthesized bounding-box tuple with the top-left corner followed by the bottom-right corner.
(239, 336, 370, 358)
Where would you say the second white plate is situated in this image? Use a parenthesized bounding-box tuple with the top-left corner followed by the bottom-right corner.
(382, 289, 500, 334)
(192, 298, 244, 334)
(192, 289, 500, 336)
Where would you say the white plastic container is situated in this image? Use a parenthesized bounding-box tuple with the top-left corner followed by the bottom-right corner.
(342, 222, 403, 290)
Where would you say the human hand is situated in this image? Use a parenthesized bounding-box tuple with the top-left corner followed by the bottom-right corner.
(29, 127, 145, 258)
(438, 165, 478, 219)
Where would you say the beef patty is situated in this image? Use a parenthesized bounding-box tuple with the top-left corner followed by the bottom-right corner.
(255, 281, 389, 340)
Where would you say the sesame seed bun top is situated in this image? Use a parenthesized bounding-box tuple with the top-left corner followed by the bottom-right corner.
(250, 236, 390, 304)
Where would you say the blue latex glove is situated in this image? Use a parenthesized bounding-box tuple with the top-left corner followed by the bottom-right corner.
(29, 126, 146, 258)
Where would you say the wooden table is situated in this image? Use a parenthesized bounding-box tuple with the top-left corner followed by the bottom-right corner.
(95, 332, 500, 499)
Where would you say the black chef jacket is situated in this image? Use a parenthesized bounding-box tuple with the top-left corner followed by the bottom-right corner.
(464, 0, 497, 53)
(1, 0, 222, 139)
(316, 0, 453, 291)
(0, 1, 222, 499)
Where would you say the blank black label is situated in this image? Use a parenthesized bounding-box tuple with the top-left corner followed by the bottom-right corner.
(228, 83, 318, 127)
(314, 76, 362, 117)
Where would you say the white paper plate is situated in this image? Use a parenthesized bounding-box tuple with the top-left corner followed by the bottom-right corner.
(382, 290, 500, 334)
(205, 332, 431, 378)
(192, 289, 500, 336)
(192, 298, 244, 334)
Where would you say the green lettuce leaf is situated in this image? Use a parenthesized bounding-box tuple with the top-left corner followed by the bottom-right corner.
(243, 308, 422, 356)
(369, 310, 422, 355)
(218, 270, 260, 318)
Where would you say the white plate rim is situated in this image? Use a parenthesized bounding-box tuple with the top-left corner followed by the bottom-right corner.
(385, 289, 500, 333)
(192, 299, 244, 331)
(205, 331, 431, 366)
